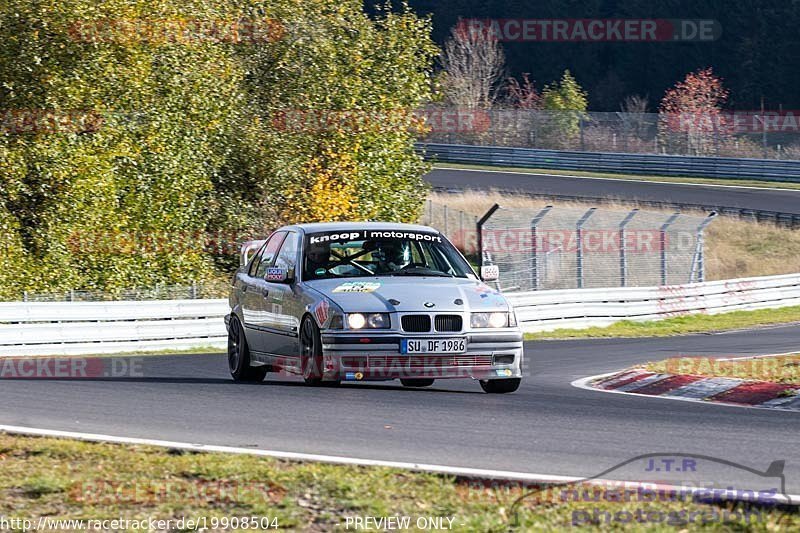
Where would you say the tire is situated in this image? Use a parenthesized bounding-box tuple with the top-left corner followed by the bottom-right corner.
(479, 378, 521, 394)
(228, 316, 268, 382)
(300, 315, 338, 386)
(400, 379, 435, 387)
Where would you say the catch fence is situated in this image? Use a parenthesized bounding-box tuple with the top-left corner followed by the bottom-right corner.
(421, 107, 800, 160)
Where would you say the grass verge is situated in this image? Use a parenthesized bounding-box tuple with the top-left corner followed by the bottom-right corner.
(0, 433, 796, 532)
(643, 354, 800, 386)
(524, 306, 800, 341)
(433, 162, 800, 191)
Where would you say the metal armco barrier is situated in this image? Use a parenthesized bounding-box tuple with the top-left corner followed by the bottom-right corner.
(418, 143, 800, 182)
(0, 299, 228, 356)
(2, 273, 800, 353)
(505, 273, 800, 333)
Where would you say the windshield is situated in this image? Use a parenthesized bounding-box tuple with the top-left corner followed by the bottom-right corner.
(302, 229, 475, 280)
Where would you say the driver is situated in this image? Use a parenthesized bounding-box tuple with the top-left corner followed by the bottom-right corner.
(305, 242, 330, 277)
(375, 240, 411, 272)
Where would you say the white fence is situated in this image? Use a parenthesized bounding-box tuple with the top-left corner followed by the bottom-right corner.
(506, 273, 800, 333)
(0, 299, 228, 356)
(1, 273, 800, 355)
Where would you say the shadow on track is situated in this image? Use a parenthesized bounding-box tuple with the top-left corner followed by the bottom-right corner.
(0, 376, 482, 394)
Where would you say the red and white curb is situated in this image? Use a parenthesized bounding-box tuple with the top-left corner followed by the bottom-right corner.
(573, 368, 800, 412)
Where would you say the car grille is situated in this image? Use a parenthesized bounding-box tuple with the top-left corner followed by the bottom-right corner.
(370, 355, 493, 368)
(402, 315, 431, 332)
(434, 315, 462, 332)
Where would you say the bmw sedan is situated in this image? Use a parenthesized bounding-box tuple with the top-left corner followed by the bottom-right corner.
(226, 222, 524, 393)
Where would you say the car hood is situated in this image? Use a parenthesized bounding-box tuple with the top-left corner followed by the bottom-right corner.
(305, 277, 509, 313)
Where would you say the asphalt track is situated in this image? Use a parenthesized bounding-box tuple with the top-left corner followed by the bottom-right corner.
(425, 167, 800, 214)
(2, 325, 799, 492)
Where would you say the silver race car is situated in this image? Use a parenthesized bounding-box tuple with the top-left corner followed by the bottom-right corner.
(226, 222, 524, 393)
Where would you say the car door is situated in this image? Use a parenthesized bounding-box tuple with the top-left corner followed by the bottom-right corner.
(266, 231, 303, 357)
(241, 231, 287, 353)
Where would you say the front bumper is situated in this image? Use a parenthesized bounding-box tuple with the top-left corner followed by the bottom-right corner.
(319, 330, 524, 381)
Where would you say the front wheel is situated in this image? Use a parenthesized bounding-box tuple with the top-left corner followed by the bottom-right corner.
(301, 315, 338, 386)
(401, 379, 435, 387)
(228, 316, 268, 382)
(480, 378, 521, 394)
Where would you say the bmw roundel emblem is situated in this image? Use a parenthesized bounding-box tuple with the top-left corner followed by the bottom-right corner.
(424, 301, 435, 308)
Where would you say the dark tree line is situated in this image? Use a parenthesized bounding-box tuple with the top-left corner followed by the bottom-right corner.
(368, 0, 800, 111)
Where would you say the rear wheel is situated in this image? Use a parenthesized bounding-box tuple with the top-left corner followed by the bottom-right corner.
(480, 378, 521, 394)
(228, 316, 268, 382)
(401, 379, 435, 388)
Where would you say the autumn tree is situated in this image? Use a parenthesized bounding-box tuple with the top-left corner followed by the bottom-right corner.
(540, 70, 588, 148)
(439, 21, 506, 109)
(505, 74, 541, 109)
(658, 68, 729, 156)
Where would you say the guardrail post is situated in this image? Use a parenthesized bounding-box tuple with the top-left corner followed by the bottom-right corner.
(530, 206, 553, 290)
(576, 208, 597, 289)
(660, 212, 681, 286)
(619, 209, 639, 287)
(689, 212, 718, 283)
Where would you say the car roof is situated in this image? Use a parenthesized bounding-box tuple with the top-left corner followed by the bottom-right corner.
(283, 221, 439, 234)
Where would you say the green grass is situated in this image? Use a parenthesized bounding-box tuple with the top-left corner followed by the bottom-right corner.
(0, 433, 796, 531)
(525, 306, 800, 341)
(644, 354, 800, 385)
(434, 162, 800, 191)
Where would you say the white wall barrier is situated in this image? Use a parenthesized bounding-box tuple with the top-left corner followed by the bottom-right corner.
(0, 299, 229, 356)
(505, 273, 800, 333)
(2, 272, 800, 356)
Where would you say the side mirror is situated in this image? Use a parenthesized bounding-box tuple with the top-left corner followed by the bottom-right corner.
(265, 267, 293, 284)
(480, 265, 500, 282)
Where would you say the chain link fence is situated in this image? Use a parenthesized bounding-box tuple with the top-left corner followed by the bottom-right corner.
(421, 107, 800, 160)
(478, 205, 716, 291)
(419, 200, 480, 256)
(421, 200, 716, 291)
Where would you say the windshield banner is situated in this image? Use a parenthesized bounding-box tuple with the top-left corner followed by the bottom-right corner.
(308, 230, 442, 244)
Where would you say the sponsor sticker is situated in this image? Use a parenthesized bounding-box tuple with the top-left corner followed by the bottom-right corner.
(265, 267, 285, 281)
(332, 282, 381, 293)
(314, 299, 330, 326)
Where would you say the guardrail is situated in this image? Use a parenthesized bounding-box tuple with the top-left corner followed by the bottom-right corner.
(2, 273, 799, 353)
(505, 273, 800, 333)
(419, 142, 800, 182)
(0, 299, 228, 356)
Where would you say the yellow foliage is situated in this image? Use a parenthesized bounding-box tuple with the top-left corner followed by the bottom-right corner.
(281, 152, 362, 223)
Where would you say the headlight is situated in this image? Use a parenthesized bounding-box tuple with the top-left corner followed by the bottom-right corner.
(471, 312, 510, 328)
(367, 313, 390, 329)
(347, 313, 390, 329)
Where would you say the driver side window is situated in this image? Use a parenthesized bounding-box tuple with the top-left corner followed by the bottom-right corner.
(274, 232, 299, 272)
(254, 231, 287, 279)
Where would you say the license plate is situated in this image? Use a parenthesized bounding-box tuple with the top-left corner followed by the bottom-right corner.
(401, 338, 466, 354)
